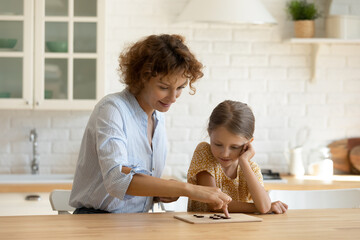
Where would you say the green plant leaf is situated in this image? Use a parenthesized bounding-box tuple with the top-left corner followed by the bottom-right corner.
(286, 0, 321, 20)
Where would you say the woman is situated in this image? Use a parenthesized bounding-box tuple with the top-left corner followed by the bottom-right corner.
(69, 34, 232, 214)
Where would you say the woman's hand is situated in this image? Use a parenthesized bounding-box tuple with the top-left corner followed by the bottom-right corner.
(187, 183, 232, 217)
(268, 201, 288, 214)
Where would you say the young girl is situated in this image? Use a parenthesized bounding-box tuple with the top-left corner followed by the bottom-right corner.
(187, 100, 288, 214)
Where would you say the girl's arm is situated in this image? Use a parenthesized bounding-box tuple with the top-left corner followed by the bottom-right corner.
(237, 143, 271, 214)
(196, 170, 287, 214)
(197, 170, 258, 213)
(122, 167, 232, 211)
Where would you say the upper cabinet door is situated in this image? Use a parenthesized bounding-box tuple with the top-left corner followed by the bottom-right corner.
(34, 0, 105, 110)
(0, 0, 34, 109)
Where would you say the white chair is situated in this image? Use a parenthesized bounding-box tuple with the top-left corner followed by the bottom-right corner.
(268, 188, 360, 209)
(49, 190, 75, 214)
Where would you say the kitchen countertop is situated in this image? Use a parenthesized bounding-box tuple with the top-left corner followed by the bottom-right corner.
(0, 209, 359, 239)
(1, 174, 359, 193)
(264, 174, 360, 190)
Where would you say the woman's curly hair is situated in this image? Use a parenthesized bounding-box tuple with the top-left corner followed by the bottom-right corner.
(118, 34, 204, 95)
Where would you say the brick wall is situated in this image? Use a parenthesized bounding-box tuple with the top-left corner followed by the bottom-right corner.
(0, 0, 359, 177)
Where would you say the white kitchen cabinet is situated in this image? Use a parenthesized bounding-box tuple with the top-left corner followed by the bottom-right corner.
(0, 0, 105, 110)
(0, 192, 57, 216)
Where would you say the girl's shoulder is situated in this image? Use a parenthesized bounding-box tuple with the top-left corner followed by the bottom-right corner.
(193, 142, 217, 165)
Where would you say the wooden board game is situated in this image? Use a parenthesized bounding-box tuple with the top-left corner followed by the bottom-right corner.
(174, 213, 263, 224)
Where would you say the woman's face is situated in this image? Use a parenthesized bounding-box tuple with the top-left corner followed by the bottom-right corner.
(136, 72, 188, 115)
(209, 126, 249, 169)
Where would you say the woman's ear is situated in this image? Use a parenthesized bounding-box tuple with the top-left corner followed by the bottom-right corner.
(249, 137, 254, 143)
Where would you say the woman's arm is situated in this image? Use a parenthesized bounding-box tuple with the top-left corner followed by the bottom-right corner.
(122, 167, 232, 211)
(237, 143, 271, 214)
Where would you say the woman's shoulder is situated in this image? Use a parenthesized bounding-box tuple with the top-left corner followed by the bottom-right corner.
(94, 90, 133, 112)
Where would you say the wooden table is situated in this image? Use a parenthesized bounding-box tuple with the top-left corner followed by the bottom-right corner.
(264, 175, 360, 190)
(0, 209, 359, 239)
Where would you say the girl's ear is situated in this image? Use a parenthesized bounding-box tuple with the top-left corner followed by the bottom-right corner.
(249, 137, 254, 143)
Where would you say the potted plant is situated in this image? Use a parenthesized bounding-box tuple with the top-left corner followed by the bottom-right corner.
(286, 0, 321, 38)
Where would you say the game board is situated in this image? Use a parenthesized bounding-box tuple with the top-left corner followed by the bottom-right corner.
(174, 213, 262, 224)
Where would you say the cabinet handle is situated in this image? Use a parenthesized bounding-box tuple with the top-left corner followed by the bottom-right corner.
(25, 100, 29, 105)
(36, 101, 39, 106)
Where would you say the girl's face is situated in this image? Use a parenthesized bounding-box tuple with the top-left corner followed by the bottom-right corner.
(137, 72, 188, 115)
(209, 126, 250, 169)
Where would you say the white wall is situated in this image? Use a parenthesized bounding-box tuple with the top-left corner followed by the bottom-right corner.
(0, 0, 360, 177)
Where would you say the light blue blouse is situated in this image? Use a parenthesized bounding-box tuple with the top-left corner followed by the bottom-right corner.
(69, 89, 167, 213)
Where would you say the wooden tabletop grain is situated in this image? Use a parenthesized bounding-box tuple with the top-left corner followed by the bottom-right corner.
(0, 209, 359, 239)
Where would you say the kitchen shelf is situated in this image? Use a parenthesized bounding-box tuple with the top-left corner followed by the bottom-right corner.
(287, 38, 360, 82)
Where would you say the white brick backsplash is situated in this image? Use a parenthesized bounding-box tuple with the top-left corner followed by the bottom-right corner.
(198, 53, 229, 66)
(268, 104, 306, 117)
(289, 93, 326, 104)
(268, 80, 305, 92)
(306, 79, 343, 93)
(307, 104, 345, 117)
(327, 93, 360, 104)
(0, 143, 10, 154)
(331, 45, 360, 56)
(253, 129, 268, 140)
(170, 141, 198, 155)
(249, 93, 287, 105)
(53, 142, 81, 154)
(167, 129, 190, 141)
(39, 129, 70, 140)
(252, 43, 291, 55)
(250, 68, 286, 80)
(211, 67, 248, 79)
(253, 140, 287, 153)
(194, 29, 232, 41)
(328, 117, 360, 129)
(256, 116, 288, 128)
(213, 42, 251, 54)
(233, 29, 273, 42)
(345, 105, 360, 116)
(231, 55, 268, 67)
(289, 117, 327, 129)
(347, 56, 360, 67)
(70, 128, 86, 140)
(268, 128, 297, 141)
(166, 153, 190, 166)
(343, 80, 360, 93)
(317, 56, 346, 68)
(290, 44, 311, 55)
(228, 79, 267, 92)
(270, 56, 308, 67)
(287, 68, 311, 80)
(210, 92, 248, 105)
(1, 0, 360, 175)
(52, 114, 90, 128)
(252, 153, 269, 166)
(12, 141, 51, 154)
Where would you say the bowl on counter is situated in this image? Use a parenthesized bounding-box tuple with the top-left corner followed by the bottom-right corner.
(46, 41, 68, 52)
(0, 38, 17, 49)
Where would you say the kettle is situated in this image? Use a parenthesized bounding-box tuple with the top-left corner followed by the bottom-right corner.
(285, 146, 305, 177)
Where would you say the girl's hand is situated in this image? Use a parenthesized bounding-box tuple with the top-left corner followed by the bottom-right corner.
(238, 143, 255, 164)
(268, 201, 288, 214)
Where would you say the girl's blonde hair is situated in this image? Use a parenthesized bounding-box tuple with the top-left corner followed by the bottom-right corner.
(208, 100, 255, 139)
